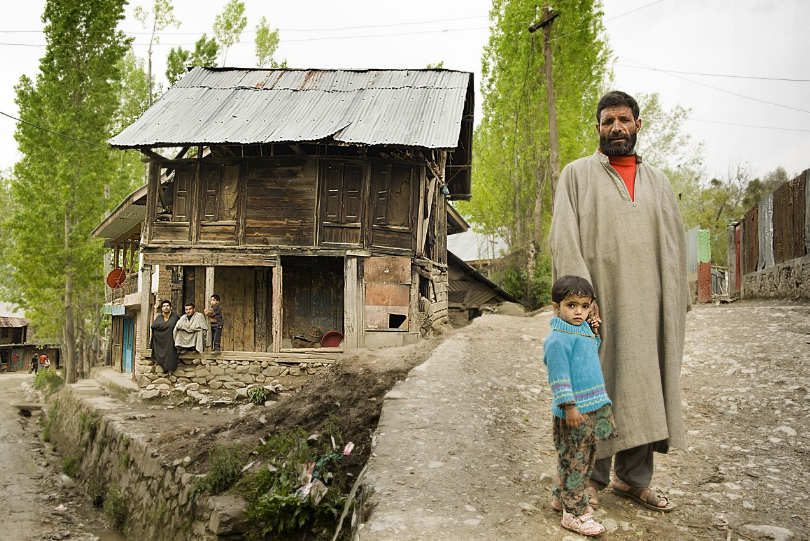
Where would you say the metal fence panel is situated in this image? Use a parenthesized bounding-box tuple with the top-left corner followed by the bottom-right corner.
(757, 194, 774, 270)
(742, 206, 758, 274)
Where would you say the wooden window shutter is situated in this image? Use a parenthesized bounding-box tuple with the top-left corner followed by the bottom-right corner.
(173, 168, 192, 222)
(343, 164, 362, 223)
(324, 163, 344, 222)
(201, 165, 219, 221)
(372, 163, 391, 225)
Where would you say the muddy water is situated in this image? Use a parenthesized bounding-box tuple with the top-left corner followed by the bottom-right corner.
(0, 373, 126, 541)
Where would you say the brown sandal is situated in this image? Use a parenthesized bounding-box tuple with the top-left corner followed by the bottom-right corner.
(551, 495, 593, 515)
(585, 482, 600, 507)
(611, 482, 675, 512)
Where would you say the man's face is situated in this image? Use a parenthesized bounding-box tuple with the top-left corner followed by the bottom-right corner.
(184, 305, 195, 317)
(597, 105, 641, 156)
(161, 302, 172, 314)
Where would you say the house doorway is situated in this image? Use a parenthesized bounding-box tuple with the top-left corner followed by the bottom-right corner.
(281, 257, 344, 348)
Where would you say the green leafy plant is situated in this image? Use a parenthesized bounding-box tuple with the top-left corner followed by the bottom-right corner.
(191, 444, 246, 499)
(33, 370, 64, 395)
(247, 386, 269, 406)
(104, 487, 127, 529)
(42, 398, 59, 442)
(62, 456, 79, 478)
(240, 427, 348, 538)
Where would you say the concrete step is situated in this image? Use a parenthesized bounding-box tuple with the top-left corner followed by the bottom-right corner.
(91, 366, 139, 396)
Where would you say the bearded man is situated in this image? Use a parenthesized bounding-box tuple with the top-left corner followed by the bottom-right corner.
(173, 302, 208, 354)
(549, 91, 689, 512)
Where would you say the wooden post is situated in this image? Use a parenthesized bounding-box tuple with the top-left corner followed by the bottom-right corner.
(343, 256, 360, 349)
(205, 267, 215, 305)
(529, 7, 561, 207)
(271, 264, 283, 352)
(144, 159, 161, 243)
(140, 263, 153, 355)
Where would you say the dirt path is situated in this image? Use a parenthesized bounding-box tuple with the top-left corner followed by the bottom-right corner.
(0, 373, 124, 541)
(359, 300, 810, 541)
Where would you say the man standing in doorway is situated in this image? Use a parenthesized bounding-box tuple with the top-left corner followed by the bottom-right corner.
(549, 91, 689, 511)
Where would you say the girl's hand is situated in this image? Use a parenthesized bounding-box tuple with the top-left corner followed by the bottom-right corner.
(565, 406, 584, 428)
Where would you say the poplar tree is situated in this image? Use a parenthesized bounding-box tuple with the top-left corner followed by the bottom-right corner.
(457, 0, 610, 307)
(9, 0, 132, 382)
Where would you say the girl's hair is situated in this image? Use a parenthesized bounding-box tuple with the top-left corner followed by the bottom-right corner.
(551, 275, 596, 304)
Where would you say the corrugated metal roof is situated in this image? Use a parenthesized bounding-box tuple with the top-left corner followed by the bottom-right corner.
(93, 185, 147, 240)
(0, 316, 29, 328)
(109, 68, 473, 150)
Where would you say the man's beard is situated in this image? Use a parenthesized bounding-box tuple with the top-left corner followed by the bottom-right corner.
(599, 131, 637, 156)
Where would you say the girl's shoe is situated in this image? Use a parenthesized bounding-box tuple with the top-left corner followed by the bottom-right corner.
(561, 510, 605, 537)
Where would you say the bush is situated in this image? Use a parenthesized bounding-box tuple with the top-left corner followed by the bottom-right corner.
(33, 369, 64, 395)
(103, 487, 127, 529)
(42, 399, 59, 443)
(247, 386, 269, 405)
(240, 427, 348, 539)
(62, 456, 78, 478)
(191, 444, 246, 500)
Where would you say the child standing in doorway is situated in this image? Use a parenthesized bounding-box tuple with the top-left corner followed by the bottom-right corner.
(204, 294, 224, 355)
(543, 275, 617, 537)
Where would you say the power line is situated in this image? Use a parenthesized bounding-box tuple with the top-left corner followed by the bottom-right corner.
(0, 111, 110, 150)
(616, 62, 810, 83)
(550, 0, 667, 44)
(622, 57, 810, 115)
(688, 118, 810, 133)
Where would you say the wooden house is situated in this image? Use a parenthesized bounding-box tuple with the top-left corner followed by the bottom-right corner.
(0, 303, 60, 372)
(98, 68, 473, 389)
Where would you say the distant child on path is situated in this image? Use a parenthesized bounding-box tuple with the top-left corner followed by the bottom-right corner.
(29, 354, 39, 375)
(204, 294, 224, 355)
(543, 276, 617, 537)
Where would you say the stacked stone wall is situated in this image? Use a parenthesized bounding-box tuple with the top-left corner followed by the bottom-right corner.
(741, 254, 810, 299)
(47, 383, 227, 540)
(136, 357, 328, 395)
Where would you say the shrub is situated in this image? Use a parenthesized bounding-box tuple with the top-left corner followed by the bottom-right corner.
(191, 444, 246, 500)
(103, 487, 127, 529)
(33, 369, 64, 395)
(42, 399, 59, 443)
(247, 386, 269, 405)
(62, 456, 78, 478)
(240, 427, 348, 538)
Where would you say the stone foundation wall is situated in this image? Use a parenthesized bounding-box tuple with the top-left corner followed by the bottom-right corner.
(137, 357, 328, 393)
(741, 254, 810, 299)
(47, 383, 236, 540)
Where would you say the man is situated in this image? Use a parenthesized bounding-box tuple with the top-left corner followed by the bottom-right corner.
(173, 302, 208, 354)
(549, 91, 689, 512)
(150, 300, 180, 371)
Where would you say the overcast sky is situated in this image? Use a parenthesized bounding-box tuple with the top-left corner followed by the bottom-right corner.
(1, 0, 808, 181)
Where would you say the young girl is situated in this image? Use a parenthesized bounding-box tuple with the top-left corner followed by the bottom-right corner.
(543, 275, 617, 537)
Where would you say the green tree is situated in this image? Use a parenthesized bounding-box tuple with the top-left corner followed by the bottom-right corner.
(166, 34, 219, 86)
(426, 61, 445, 69)
(457, 0, 610, 308)
(112, 50, 151, 189)
(213, 0, 247, 65)
(255, 16, 280, 68)
(8, 0, 133, 382)
(743, 166, 790, 208)
(134, 0, 180, 105)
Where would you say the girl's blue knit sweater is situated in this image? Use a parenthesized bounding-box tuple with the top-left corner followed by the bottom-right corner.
(543, 317, 611, 418)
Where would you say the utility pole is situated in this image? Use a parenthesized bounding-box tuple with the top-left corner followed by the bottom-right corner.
(529, 6, 561, 207)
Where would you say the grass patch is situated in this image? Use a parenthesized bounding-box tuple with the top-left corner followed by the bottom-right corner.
(33, 370, 64, 395)
(88, 475, 105, 507)
(239, 427, 348, 539)
(103, 487, 127, 530)
(62, 456, 79, 478)
(42, 398, 59, 443)
(190, 444, 246, 500)
(119, 451, 130, 469)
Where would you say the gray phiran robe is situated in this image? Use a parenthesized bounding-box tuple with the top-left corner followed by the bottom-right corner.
(549, 150, 690, 459)
(150, 312, 180, 371)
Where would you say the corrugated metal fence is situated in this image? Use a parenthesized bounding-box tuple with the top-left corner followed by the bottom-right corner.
(740, 169, 809, 274)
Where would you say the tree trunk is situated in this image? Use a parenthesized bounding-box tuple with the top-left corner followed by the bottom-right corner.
(541, 6, 561, 210)
(64, 210, 76, 384)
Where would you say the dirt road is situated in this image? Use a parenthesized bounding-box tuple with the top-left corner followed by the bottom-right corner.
(359, 300, 810, 541)
(0, 373, 123, 541)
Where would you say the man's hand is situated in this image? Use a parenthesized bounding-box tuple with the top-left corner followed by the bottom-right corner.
(587, 301, 601, 336)
(565, 406, 585, 428)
